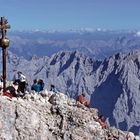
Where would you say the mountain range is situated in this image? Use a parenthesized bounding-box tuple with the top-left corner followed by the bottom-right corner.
(0, 30, 140, 135)
(0, 49, 139, 135)
(7, 30, 140, 60)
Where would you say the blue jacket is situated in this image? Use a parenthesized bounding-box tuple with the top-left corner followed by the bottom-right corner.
(31, 84, 41, 92)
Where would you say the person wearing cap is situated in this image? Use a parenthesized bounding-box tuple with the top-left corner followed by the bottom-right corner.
(3, 81, 19, 100)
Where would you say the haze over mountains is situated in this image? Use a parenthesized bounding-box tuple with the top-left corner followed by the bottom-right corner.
(0, 30, 140, 135)
(7, 30, 140, 60)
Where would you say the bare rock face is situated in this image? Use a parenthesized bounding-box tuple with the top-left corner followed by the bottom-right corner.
(3, 50, 140, 135)
(0, 92, 139, 140)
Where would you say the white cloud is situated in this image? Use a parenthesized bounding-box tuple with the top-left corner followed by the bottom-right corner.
(135, 31, 140, 37)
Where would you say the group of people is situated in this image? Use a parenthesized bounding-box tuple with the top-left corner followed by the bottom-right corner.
(1, 71, 59, 100)
(1, 71, 107, 129)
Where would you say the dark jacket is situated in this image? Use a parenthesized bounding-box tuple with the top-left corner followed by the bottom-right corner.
(5, 86, 17, 97)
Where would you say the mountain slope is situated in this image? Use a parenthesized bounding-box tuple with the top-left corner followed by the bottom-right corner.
(90, 50, 140, 134)
(2, 50, 140, 135)
(0, 92, 139, 140)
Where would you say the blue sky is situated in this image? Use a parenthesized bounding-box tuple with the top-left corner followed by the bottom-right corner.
(0, 0, 140, 31)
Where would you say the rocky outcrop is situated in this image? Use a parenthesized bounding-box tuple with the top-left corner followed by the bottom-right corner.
(0, 91, 139, 140)
(2, 50, 140, 135)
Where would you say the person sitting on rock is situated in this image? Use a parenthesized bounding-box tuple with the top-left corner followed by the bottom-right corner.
(95, 115, 107, 129)
(76, 93, 89, 107)
(50, 84, 59, 93)
(3, 81, 19, 101)
(31, 79, 42, 93)
(14, 71, 27, 93)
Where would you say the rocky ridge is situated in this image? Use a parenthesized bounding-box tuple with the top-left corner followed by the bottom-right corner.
(0, 91, 139, 140)
(1, 50, 140, 135)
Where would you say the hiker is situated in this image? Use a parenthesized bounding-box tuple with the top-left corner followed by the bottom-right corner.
(76, 93, 89, 107)
(3, 81, 19, 100)
(31, 79, 44, 92)
(50, 84, 59, 93)
(14, 71, 27, 93)
(96, 115, 107, 129)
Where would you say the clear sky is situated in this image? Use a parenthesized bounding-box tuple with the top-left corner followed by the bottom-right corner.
(0, 0, 140, 31)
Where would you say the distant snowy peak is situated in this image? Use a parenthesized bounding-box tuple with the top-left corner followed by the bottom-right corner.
(7, 29, 140, 60)
(9, 28, 135, 34)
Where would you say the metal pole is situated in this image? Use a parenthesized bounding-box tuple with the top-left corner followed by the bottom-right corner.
(1, 17, 6, 91)
(2, 48, 6, 90)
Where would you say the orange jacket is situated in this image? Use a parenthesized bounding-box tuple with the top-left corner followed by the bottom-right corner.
(76, 95, 89, 107)
(96, 118, 107, 129)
